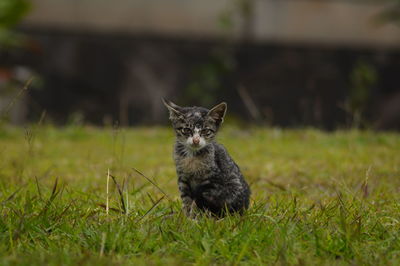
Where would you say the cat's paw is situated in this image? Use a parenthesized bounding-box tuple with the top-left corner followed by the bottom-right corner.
(184, 201, 199, 219)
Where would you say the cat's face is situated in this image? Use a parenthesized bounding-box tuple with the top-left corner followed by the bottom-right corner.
(163, 99, 227, 152)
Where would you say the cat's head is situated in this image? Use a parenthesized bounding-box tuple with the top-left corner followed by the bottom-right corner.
(162, 99, 227, 151)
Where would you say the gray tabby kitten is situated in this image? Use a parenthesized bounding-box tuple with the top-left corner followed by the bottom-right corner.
(163, 99, 250, 217)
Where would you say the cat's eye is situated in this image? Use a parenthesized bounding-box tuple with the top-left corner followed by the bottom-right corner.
(180, 128, 192, 135)
(201, 129, 213, 136)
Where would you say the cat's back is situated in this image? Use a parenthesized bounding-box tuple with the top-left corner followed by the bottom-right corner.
(212, 142, 239, 171)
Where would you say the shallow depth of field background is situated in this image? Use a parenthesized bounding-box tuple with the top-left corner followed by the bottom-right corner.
(0, 1, 400, 265)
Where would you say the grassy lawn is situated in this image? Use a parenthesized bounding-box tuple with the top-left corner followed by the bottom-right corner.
(0, 125, 399, 265)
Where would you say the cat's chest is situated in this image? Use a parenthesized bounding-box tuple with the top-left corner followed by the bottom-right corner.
(175, 154, 215, 177)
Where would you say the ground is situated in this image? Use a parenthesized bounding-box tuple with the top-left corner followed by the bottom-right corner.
(0, 125, 399, 265)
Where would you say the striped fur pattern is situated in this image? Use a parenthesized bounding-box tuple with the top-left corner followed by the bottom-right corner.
(163, 99, 251, 217)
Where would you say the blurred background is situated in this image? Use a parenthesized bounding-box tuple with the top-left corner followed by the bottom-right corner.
(1, 0, 400, 130)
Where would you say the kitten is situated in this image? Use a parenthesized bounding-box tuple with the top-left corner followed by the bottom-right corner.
(163, 99, 250, 217)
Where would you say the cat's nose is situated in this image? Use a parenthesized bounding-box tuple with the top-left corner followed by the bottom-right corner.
(192, 136, 200, 145)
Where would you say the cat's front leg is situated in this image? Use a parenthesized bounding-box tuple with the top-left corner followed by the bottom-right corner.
(181, 195, 195, 216)
(178, 178, 197, 217)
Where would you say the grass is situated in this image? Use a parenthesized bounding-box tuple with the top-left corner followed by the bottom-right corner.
(0, 125, 399, 265)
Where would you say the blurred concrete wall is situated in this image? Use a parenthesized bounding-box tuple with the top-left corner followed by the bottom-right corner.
(23, 0, 400, 48)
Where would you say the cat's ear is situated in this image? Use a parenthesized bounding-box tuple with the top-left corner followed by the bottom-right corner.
(162, 98, 184, 120)
(208, 102, 227, 124)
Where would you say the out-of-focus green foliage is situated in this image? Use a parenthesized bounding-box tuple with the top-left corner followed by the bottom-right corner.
(347, 61, 377, 128)
(218, 0, 253, 33)
(0, 0, 31, 47)
(374, 0, 400, 26)
(0, 0, 30, 27)
(183, 50, 235, 107)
